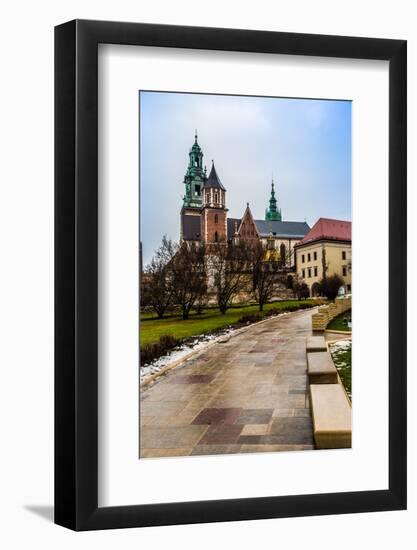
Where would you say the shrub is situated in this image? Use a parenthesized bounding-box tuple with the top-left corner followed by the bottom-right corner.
(237, 313, 263, 324)
(158, 334, 178, 349)
(290, 303, 312, 311)
(298, 283, 310, 299)
(264, 301, 317, 316)
(140, 334, 181, 365)
(319, 274, 345, 301)
(264, 307, 281, 317)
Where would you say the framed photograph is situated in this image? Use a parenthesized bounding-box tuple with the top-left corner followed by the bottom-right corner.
(55, 20, 406, 530)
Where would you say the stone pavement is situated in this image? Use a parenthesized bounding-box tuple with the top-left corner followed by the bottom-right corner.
(140, 308, 317, 458)
(324, 331, 352, 343)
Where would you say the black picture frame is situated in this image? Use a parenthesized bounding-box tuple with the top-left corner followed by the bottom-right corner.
(55, 19, 407, 531)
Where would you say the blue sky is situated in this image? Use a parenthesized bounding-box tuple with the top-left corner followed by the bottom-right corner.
(140, 91, 351, 266)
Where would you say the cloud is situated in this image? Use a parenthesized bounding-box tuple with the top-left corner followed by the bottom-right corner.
(140, 92, 351, 265)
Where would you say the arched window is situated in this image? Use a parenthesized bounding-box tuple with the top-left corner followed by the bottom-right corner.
(214, 231, 218, 243)
(280, 243, 286, 265)
(214, 191, 218, 203)
(214, 214, 218, 224)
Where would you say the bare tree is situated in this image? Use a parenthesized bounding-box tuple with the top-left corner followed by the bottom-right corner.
(286, 274, 294, 290)
(280, 243, 295, 269)
(170, 242, 207, 320)
(209, 242, 251, 314)
(142, 236, 176, 318)
(249, 241, 282, 311)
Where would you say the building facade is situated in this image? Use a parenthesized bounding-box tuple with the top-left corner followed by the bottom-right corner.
(294, 218, 352, 296)
(180, 134, 310, 267)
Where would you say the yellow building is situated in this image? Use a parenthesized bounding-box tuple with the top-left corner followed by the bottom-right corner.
(294, 218, 351, 296)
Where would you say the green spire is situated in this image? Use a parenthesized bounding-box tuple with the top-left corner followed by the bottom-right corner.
(265, 179, 282, 221)
(183, 131, 205, 208)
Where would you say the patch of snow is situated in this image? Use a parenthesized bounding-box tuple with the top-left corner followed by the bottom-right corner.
(140, 327, 235, 382)
(330, 340, 352, 353)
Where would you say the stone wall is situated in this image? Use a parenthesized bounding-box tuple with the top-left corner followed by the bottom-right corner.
(311, 296, 351, 332)
(306, 335, 352, 449)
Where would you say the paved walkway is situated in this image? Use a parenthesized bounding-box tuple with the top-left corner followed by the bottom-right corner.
(140, 308, 316, 458)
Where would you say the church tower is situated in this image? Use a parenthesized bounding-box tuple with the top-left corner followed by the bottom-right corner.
(182, 131, 206, 211)
(265, 179, 282, 221)
(201, 162, 228, 244)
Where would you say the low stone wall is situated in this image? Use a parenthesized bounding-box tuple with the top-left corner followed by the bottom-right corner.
(311, 296, 351, 332)
(305, 334, 352, 449)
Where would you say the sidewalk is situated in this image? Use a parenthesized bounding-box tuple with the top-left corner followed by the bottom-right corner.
(140, 308, 315, 457)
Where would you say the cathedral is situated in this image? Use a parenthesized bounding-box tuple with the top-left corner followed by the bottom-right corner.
(180, 133, 310, 267)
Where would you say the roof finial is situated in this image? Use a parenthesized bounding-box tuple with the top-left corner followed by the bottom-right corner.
(212, 159, 214, 166)
(195, 129, 198, 143)
(247, 202, 249, 208)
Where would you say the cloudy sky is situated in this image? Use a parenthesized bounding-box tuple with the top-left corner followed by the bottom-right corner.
(140, 91, 351, 266)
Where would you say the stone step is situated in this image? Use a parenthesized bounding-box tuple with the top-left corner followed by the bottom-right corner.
(306, 336, 327, 352)
(310, 384, 351, 449)
(307, 351, 338, 384)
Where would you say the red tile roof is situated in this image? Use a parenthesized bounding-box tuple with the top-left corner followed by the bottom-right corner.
(297, 218, 351, 246)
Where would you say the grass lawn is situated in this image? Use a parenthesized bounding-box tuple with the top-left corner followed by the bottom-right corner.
(330, 341, 352, 400)
(140, 300, 317, 346)
(327, 309, 352, 332)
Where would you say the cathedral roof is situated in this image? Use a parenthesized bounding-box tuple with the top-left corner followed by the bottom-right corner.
(225, 218, 310, 240)
(203, 163, 226, 191)
(254, 220, 310, 239)
(182, 213, 310, 242)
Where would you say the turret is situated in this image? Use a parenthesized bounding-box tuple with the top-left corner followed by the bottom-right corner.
(265, 179, 282, 221)
(202, 161, 226, 209)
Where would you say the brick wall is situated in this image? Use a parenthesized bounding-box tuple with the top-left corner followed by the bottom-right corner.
(201, 208, 227, 243)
